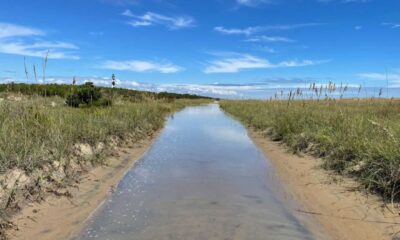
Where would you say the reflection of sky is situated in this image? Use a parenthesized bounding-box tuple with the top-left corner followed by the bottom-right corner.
(203, 125, 251, 145)
(183, 104, 222, 116)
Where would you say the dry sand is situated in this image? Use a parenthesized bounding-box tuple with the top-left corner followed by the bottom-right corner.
(249, 129, 400, 240)
(7, 133, 160, 240)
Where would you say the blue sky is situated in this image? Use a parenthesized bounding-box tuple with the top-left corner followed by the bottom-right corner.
(0, 0, 399, 98)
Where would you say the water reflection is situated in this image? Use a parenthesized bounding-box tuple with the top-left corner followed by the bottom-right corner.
(74, 104, 315, 240)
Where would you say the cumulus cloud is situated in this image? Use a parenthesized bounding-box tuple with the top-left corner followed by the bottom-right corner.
(100, 59, 184, 73)
(122, 10, 194, 29)
(204, 53, 324, 73)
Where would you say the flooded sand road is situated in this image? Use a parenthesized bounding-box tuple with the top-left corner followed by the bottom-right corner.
(73, 104, 323, 240)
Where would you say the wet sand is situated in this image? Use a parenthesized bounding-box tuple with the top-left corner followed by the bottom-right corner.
(249, 129, 400, 240)
(8, 133, 161, 240)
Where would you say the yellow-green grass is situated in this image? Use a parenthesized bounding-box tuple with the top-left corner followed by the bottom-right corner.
(0, 95, 207, 173)
(220, 99, 400, 201)
(0, 92, 210, 237)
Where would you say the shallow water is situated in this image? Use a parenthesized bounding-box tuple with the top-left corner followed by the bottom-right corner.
(74, 104, 316, 240)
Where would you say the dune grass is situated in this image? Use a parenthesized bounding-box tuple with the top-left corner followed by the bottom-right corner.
(220, 99, 400, 201)
(0, 87, 210, 238)
(0, 94, 208, 173)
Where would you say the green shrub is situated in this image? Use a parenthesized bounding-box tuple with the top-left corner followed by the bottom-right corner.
(77, 82, 102, 104)
(66, 93, 80, 107)
(65, 82, 107, 107)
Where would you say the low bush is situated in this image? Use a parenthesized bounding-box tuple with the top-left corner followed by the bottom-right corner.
(66, 82, 109, 108)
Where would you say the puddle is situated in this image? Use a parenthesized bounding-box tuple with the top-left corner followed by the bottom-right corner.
(74, 104, 319, 240)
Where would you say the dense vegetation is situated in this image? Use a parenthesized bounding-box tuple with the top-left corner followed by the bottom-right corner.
(1, 97, 177, 172)
(0, 82, 211, 101)
(221, 99, 400, 201)
(0, 84, 210, 173)
(65, 82, 111, 107)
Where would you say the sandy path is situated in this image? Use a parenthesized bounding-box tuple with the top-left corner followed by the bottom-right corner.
(249, 129, 400, 240)
(8, 132, 160, 240)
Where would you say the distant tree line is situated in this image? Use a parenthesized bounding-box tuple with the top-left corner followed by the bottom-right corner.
(0, 82, 213, 101)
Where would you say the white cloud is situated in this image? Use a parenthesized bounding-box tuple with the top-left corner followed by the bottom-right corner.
(214, 23, 321, 36)
(122, 9, 134, 17)
(236, 0, 271, 7)
(0, 41, 80, 60)
(0, 22, 44, 39)
(27, 41, 78, 49)
(204, 54, 323, 73)
(382, 22, 400, 29)
(318, 0, 370, 3)
(0, 22, 79, 60)
(343, 0, 370, 2)
(122, 10, 194, 29)
(358, 73, 400, 81)
(357, 72, 400, 88)
(102, 0, 139, 6)
(100, 60, 184, 73)
(214, 26, 259, 36)
(244, 35, 294, 43)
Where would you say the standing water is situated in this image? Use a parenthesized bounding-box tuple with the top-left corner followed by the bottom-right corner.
(74, 104, 318, 240)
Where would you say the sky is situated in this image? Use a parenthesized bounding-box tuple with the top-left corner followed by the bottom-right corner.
(0, 0, 399, 98)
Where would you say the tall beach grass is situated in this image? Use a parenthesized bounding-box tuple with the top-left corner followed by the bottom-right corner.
(0, 94, 206, 173)
(221, 98, 400, 202)
(0, 91, 210, 239)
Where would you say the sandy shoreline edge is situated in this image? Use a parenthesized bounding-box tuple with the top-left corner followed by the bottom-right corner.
(7, 131, 161, 240)
(248, 129, 400, 240)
